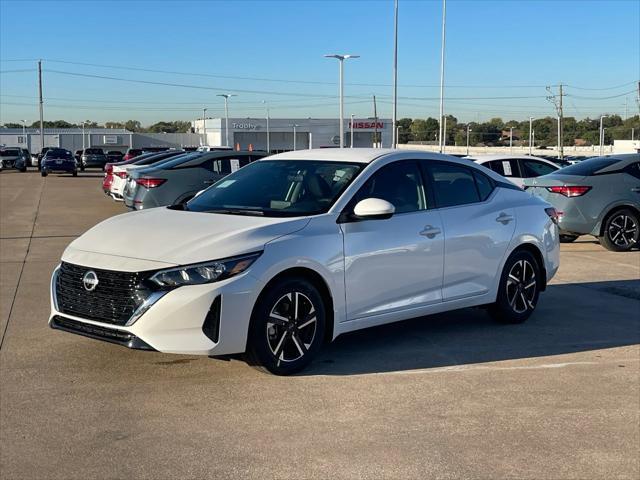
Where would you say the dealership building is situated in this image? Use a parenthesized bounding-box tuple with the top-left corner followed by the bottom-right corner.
(194, 117, 393, 151)
(0, 128, 203, 153)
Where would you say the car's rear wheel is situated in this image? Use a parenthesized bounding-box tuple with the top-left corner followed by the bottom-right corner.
(489, 250, 540, 324)
(600, 209, 639, 252)
(41, 171, 47, 177)
(72, 170, 78, 177)
(246, 277, 325, 375)
(559, 234, 579, 243)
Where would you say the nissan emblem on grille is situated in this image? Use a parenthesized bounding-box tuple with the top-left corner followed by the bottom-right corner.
(82, 271, 99, 291)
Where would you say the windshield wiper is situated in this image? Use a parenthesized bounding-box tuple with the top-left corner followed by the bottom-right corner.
(204, 208, 265, 216)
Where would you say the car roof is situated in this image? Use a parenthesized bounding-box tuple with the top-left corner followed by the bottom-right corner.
(465, 154, 551, 162)
(267, 148, 460, 164)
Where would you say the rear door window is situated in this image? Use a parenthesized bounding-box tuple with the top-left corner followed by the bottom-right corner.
(486, 159, 520, 178)
(520, 159, 558, 178)
(426, 163, 482, 208)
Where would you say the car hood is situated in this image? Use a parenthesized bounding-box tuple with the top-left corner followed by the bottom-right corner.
(63, 207, 310, 270)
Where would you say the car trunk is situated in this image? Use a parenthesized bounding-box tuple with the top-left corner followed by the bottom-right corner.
(523, 174, 589, 202)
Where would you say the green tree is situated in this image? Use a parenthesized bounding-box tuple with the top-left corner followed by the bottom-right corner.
(397, 118, 413, 143)
(124, 120, 143, 132)
(410, 118, 439, 142)
(2, 122, 22, 128)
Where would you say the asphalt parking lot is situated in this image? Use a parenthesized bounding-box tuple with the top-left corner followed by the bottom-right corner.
(1, 170, 639, 480)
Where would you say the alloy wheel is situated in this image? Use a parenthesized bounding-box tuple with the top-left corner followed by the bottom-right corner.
(266, 291, 317, 364)
(607, 214, 638, 248)
(506, 260, 537, 314)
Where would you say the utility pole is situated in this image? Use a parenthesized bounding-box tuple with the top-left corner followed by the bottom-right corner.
(438, 0, 447, 153)
(202, 107, 207, 146)
(509, 126, 514, 153)
(262, 101, 270, 153)
(466, 125, 472, 156)
(350, 114, 354, 148)
(373, 95, 379, 148)
(528, 117, 534, 155)
(546, 84, 564, 159)
(38, 60, 44, 153)
(391, 0, 399, 148)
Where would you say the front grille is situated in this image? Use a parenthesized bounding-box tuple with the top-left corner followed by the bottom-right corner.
(56, 262, 150, 325)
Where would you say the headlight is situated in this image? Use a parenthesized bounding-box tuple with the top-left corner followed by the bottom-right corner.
(148, 252, 261, 288)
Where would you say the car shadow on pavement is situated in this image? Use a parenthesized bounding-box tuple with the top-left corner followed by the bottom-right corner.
(302, 280, 640, 376)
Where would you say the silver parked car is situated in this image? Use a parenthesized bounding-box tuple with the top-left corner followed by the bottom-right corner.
(123, 151, 266, 209)
(523, 154, 640, 251)
(0, 147, 28, 172)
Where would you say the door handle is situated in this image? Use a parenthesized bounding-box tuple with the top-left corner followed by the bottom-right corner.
(496, 213, 514, 224)
(203, 179, 216, 185)
(420, 225, 441, 238)
(631, 187, 640, 193)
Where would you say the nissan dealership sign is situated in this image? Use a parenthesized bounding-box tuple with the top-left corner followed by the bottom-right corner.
(348, 121, 384, 129)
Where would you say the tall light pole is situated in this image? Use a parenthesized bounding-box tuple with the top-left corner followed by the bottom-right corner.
(466, 125, 472, 156)
(391, 0, 399, 148)
(324, 54, 359, 148)
(509, 126, 514, 153)
(528, 117, 534, 155)
(202, 107, 207, 146)
(262, 100, 270, 153)
(438, 0, 447, 153)
(289, 124, 299, 150)
(217, 94, 236, 147)
(20, 119, 27, 148)
(81, 121, 86, 151)
(350, 114, 355, 148)
(599, 115, 608, 156)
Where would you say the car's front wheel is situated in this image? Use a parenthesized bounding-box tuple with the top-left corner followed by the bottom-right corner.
(599, 209, 639, 252)
(72, 170, 78, 177)
(41, 170, 48, 177)
(246, 277, 326, 375)
(489, 250, 541, 324)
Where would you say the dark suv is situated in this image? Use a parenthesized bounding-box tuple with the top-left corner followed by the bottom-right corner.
(81, 148, 108, 169)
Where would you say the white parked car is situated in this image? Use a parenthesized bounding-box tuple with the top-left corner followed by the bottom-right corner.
(50, 149, 560, 375)
(465, 154, 560, 188)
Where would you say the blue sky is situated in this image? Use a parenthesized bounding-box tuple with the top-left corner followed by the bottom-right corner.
(1, 0, 638, 125)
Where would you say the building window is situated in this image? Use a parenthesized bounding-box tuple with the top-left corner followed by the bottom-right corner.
(18, 136, 25, 144)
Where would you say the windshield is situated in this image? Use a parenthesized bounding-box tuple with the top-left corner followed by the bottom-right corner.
(0, 149, 21, 156)
(557, 157, 621, 176)
(186, 160, 363, 217)
(46, 150, 73, 160)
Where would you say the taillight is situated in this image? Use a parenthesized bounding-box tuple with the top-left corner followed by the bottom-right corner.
(114, 171, 128, 179)
(545, 207, 561, 225)
(546, 186, 591, 197)
(136, 177, 166, 188)
(105, 164, 113, 174)
(102, 174, 113, 189)
(123, 154, 132, 161)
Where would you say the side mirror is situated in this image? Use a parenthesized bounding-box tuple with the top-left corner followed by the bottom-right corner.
(352, 198, 395, 221)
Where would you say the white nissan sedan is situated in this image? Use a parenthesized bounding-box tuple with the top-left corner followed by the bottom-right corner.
(50, 149, 560, 375)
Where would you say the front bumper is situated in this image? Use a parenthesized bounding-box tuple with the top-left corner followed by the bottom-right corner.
(49, 265, 260, 356)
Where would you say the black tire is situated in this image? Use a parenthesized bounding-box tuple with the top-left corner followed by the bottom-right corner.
(246, 277, 326, 375)
(559, 234, 579, 243)
(488, 249, 541, 324)
(72, 170, 78, 177)
(41, 171, 48, 177)
(599, 208, 639, 252)
(80, 166, 85, 172)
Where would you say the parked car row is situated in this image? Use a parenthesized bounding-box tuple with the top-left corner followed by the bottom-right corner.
(102, 148, 266, 209)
